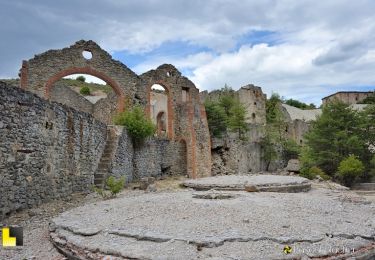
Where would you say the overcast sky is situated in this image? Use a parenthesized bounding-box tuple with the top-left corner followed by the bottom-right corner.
(1, 0, 375, 105)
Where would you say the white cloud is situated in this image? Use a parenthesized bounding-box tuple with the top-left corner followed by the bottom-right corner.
(189, 38, 375, 105)
(1, 0, 375, 106)
(132, 52, 215, 74)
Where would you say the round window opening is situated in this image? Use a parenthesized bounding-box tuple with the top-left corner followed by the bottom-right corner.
(82, 50, 93, 60)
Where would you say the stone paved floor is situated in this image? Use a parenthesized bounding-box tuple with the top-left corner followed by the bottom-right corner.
(50, 183, 375, 259)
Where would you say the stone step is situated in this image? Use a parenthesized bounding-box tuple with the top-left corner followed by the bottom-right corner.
(98, 162, 111, 167)
(97, 168, 109, 172)
(103, 147, 115, 153)
(95, 173, 105, 178)
(354, 190, 375, 195)
(352, 183, 375, 191)
(94, 179, 104, 185)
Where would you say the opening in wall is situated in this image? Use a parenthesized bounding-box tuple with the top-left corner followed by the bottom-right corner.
(150, 84, 168, 137)
(182, 87, 189, 102)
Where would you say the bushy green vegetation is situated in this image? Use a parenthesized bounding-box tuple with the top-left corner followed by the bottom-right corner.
(113, 105, 156, 143)
(261, 93, 301, 170)
(204, 86, 248, 139)
(106, 176, 126, 196)
(61, 78, 113, 94)
(93, 176, 126, 199)
(300, 166, 330, 180)
(300, 100, 374, 186)
(337, 155, 364, 186)
(284, 98, 316, 109)
(76, 75, 86, 82)
(360, 91, 375, 104)
(80, 86, 91, 95)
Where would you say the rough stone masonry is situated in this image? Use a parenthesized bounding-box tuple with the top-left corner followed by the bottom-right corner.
(0, 39, 212, 219)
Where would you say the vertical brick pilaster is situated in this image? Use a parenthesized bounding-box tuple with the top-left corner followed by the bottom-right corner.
(20, 60, 28, 90)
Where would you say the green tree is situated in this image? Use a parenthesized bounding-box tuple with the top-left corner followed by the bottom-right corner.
(219, 85, 236, 115)
(204, 85, 248, 138)
(228, 101, 248, 139)
(76, 75, 86, 82)
(204, 100, 227, 137)
(303, 101, 365, 175)
(337, 155, 365, 186)
(358, 104, 375, 148)
(284, 98, 316, 109)
(281, 138, 300, 161)
(113, 105, 156, 144)
(261, 92, 300, 169)
(360, 91, 375, 104)
(260, 130, 278, 171)
(266, 93, 282, 123)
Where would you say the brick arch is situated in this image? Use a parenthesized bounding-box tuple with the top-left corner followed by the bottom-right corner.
(44, 67, 125, 112)
(156, 110, 166, 135)
(146, 81, 174, 139)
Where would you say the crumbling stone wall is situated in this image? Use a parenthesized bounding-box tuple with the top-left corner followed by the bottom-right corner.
(211, 126, 265, 175)
(141, 64, 211, 178)
(201, 86, 267, 174)
(18, 41, 211, 179)
(50, 82, 94, 114)
(237, 85, 267, 124)
(109, 129, 188, 182)
(19, 40, 142, 112)
(322, 91, 373, 105)
(92, 93, 118, 124)
(0, 82, 107, 219)
(280, 104, 321, 144)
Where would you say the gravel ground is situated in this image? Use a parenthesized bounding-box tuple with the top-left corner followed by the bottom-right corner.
(0, 176, 185, 260)
(51, 184, 375, 259)
(1, 176, 374, 260)
(0, 192, 101, 260)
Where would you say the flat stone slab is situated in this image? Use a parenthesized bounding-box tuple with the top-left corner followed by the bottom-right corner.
(50, 188, 375, 259)
(183, 174, 311, 192)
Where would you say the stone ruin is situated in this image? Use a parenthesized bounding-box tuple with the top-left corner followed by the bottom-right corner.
(1, 40, 375, 260)
(0, 40, 211, 218)
(0, 39, 345, 219)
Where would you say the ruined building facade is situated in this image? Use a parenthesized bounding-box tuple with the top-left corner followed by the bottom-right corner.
(201, 85, 268, 175)
(0, 40, 211, 218)
(322, 91, 373, 105)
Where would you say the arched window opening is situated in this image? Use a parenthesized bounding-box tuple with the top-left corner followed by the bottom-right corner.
(50, 73, 117, 124)
(150, 84, 168, 137)
(182, 87, 189, 102)
(156, 111, 167, 136)
(252, 113, 256, 119)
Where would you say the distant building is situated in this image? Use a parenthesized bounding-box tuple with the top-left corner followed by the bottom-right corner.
(322, 91, 373, 105)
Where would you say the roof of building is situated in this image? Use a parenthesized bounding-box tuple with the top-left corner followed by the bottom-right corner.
(322, 91, 373, 100)
(281, 104, 322, 122)
(282, 103, 369, 122)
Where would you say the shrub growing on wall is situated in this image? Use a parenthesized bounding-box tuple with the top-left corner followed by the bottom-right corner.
(113, 105, 156, 143)
(80, 86, 91, 95)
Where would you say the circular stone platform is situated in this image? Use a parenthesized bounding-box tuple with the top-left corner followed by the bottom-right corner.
(183, 174, 311, 192)
(50, 189, 375, 259)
